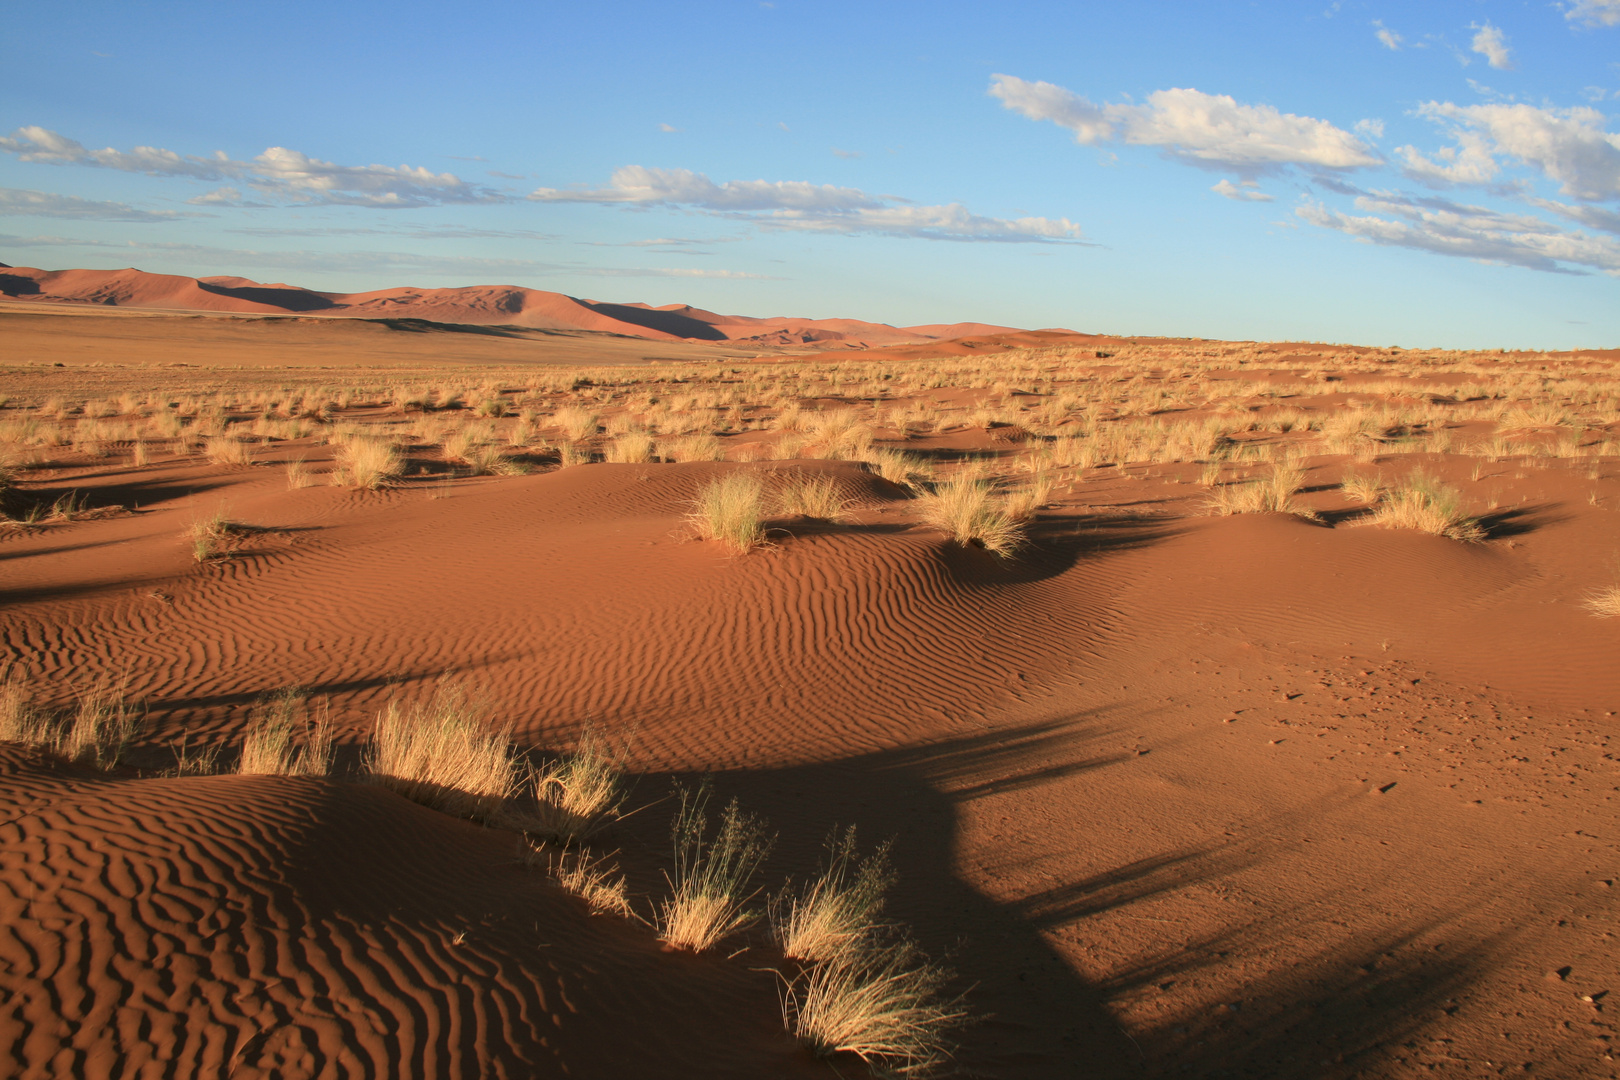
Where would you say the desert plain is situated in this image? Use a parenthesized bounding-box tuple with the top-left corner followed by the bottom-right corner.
(2, 266, 1619, 1080)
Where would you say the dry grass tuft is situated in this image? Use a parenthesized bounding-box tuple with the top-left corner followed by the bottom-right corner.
(332, 438, 403, 489)
(774, 473, 849, 520)
(516, 726, 630, 844)
(365, 682, 518, 821)
(865, 448, 927, 489)
(238, 688, 334, 776)
(784, 936, 964, 1077)
(658, 781, 774, 951)
(0, 670, 144, 769)
(914, 476, 1024, 556)
(285, 457, 314, 489)
(1205, 462, 1317, 520)
(772, 828, 894, 963)
(1357, 472, 1484, 541)
(690, 471, 767, 552)
(545, 847, 636, 918)
(553, 406, 599, 442)
(605, 432, 657, 463)
(1581, 583, 1620, 618)
(1340, 471, 1383, 504)
(187, 508, 241, 562)
(203, 436, 255, 467)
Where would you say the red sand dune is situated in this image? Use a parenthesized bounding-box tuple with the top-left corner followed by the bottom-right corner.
(0, 263, 1036, 348)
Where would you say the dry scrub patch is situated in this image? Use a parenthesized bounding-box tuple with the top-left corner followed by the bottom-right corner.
(690, 472, 767, 552)
(364, 683, 518, 821)
(914, 476, 1024, 556)
(658, 782, 774, 952)
(1356, 472, 1485, 541)
(332, 437, 403, 489)
(238, 688, 334, 776)
(0, 670, 141, 769)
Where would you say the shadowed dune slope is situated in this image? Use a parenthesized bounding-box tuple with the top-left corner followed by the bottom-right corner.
(0, 746, 814, 1080)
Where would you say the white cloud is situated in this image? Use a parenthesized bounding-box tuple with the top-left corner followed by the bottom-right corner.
(1409, 101, 1620, 200)
(0, 186, 192, 221)
(658, 123, 680, 133)
(1212, 179, 1275, 202)
(529, 165, 1083, 242)
(0, 126, 502, 208)
(1470, 23, 1514, 71)
(1297, 191, 1620, 274)
(988, 74, 1379, 175)
(1526, 196, 1620, 235)
(1566, 0, 1620, 28)
(1374, 21, 1403, 50)
(1355, 118, 1386, 140)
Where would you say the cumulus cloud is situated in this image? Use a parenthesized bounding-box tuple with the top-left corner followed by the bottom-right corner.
(0, 186, 192, 221)
(529, 165, 1083, 242)
(1470, 23, 1514, 70)
(1373, 21, 1403, 50)
(1211, 179, 1275, 202)
(1297, 191, 1620, 274)
(1355, 118, 1386, 140)
(1566, 0, 1620, 28)
(1404, 102, 1620, 200)
(988, 74, 1379, 175)
(0, 126, 502, 208)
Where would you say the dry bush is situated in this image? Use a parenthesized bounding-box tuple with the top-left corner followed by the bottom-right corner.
(1356, 472, 1484, 541)
(203, 437, 255, 467)
(557, 442, 593, 467)
(914, 476, 1024, 556)
(662, 433, 724, 462)
(866, 448, 927, 489)
(286, 457, 314, 489)
(1204, 462, 1316, 519)
(774, 474, 849, 520)
(332, 438, 403, 489)
(11, 673, 146, 769)
(554, 406, 599, 442)
(658, 782, 774, 951)
(772, 828, 894, 962)
(690, 472, 766, 552)
(365, 682, 518, 821)
(542, 847, 635, 918)
(1001, 471, 1052, 522)
(1584, 584, 1620, 618)
(1340, 471, 1383, 504)
(605, 432, 657, 463)
(187, 508, 241, 562)
(238, 689, 334, 776)
(784, 936, 963, 1078)
(518, 726, 629, 844)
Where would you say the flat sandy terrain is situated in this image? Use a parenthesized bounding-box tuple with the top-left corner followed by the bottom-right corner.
(2, 305, 1618, 1078)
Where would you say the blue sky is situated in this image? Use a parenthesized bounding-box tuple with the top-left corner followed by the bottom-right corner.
(2, 0, 1618, 348)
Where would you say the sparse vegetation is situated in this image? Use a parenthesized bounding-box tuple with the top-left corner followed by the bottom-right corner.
(658, 781, 774, 951)
(332, 437, 403, 489)
(774, 473, 849, 520)
(238, 688, 334, 776)
(364, 682, 518, 821)
(546, 847, 635, 918)
(518, 726, 629, 843)
(690, 471, 767, 552)
(914, 475, 1024, 556)
(772, 828, 894, 962)
(0, 669, 142, 769)
(1356, 472, 1484, 541)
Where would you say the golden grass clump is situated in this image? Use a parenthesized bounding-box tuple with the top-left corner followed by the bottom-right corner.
(914, 475, 1024, 556)
(553, 406, 599, 442)
(187, 508, 241, 562)
(784, 936, 963, 1077)
(772, 828, 894, 963)
(520, 726, 629, 844)
(203, 436, 255, 467)
(774, 473, 849, 520)
(658, 782, 774, 951)
(1204, 461, 1317, 519)
(690, 471, 767, 552)
(548, 848, 635, 917)
(866, 448, 927, 489)
(0, 670, 143, 769)
(238, 688, 334, 776)
(605, 431, 657, 463)
(285, 457, 314, 489)
(364, 682, 518, 821)
(1340, 470, 1383, 504)
(332, 438, 403, 489)
(1357, 472, 1485, 541)
(1584, 584, 1620, 618)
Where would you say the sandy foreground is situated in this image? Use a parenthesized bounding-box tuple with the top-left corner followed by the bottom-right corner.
(1, 303, 1618, 1079)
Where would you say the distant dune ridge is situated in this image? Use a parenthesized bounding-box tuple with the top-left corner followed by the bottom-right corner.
(0, 262, 1041, 348)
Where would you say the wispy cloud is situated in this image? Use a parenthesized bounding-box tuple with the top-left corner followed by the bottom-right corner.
(1211, 179, 1275, 202)
(1400, 101, 1620, 200)
(0, 233, 778, 281)
(1566, 0, 1620, 28)
(0, 186, 195, 221)
(529, 165, 1083, 242)
(1297, 191, 1620, 274)
(1470, 23, 1515, 71)
(1373, 20, 1403, 50)
(0, 126, 504, 208)
(989, 74, 1380, 176)
(831, 147, 863, 159)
